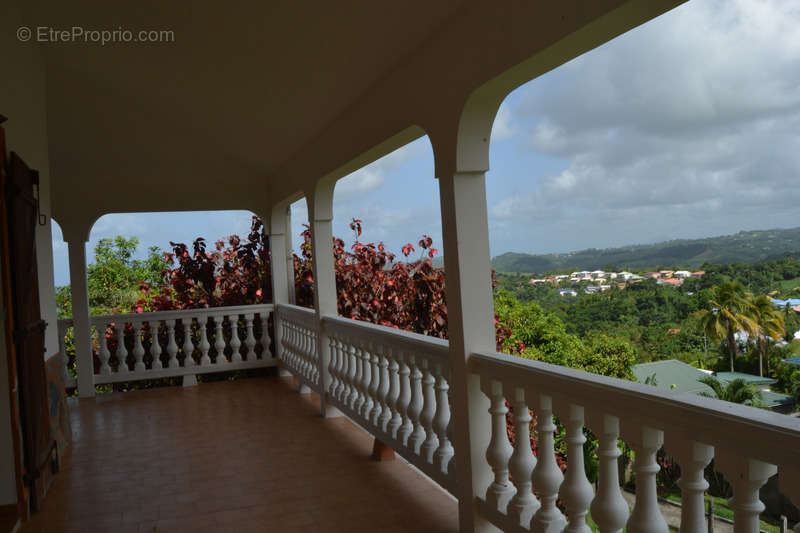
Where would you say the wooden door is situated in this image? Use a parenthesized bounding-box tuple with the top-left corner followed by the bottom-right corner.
(0, 120, 55, 515)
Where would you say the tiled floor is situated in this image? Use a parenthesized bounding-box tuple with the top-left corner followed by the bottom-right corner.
(22, 376, 458, 533)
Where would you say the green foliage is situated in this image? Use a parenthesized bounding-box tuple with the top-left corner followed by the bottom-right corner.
(493, 290, 635, 380)
(70, 236, 166, 316)
(698, 376, 764, 407)
(696, 281, 757, 372)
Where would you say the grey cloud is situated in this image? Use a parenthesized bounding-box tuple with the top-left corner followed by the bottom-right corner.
(489, 0, 800, 255)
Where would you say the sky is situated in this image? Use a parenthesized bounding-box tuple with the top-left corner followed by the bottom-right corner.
(52, 0, 800, 286)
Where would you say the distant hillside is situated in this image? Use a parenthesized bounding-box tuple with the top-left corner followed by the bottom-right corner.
(491, 227, 800, 274)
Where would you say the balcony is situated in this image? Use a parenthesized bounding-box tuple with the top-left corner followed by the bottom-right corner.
(21, 376, 458, 533)
(42, 302, 800, 532)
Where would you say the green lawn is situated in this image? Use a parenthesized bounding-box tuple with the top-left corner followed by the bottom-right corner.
(664, 493, 781, 533)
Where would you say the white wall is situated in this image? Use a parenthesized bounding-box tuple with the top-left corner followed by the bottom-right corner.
(0, 0, 57, 507)
(1, 0, 59, 359)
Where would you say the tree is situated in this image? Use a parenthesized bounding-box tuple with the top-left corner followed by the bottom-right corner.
(696, 281, 756, 372)
(749, 295, 785, 376)
(698, 376, 763, 407)
(138, 217, 271, 310)
(85, 236, 165, 315)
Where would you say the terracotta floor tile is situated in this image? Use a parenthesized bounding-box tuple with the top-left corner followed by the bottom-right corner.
(21, 376, 457, 532)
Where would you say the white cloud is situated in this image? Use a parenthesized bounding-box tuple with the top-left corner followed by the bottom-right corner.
(491, 102, 515, 142)
(489, 0, 800, 254)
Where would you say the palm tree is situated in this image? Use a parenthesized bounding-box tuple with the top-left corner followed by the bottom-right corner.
(750, 295, 785, 377)
(698, 376, 763, 407)
(696, 281, 756, 372)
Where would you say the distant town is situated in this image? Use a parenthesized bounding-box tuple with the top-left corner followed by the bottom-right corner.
(528, 269, 706, 296)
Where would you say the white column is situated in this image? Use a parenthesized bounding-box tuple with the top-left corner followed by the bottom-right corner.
(307, 183, 341, 418)
(284, 205, 296, 305)
(67, 238, 94, 398)
(437, 168, 496, 531)
(268, 205, 291, 375)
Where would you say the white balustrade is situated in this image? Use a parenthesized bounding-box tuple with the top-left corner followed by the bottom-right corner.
(275, 304, 319, 391)
(470, 351, 800, 533)
(56, 301, 800, 533)
(55, 305, 274, 387)
(306, 311, 455, 493)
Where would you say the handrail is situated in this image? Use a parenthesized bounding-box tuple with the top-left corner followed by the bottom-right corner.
(86, 303, 274, 324)
(58, 303, 276, 388)
(322, 314, 449, 360)
(471, 350, 800, 471)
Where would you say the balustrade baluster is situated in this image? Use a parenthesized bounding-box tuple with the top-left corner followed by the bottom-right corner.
(387, 349, 402, 439)
(668, 440, 713, 533)
(214, 315, 226, 364)
(230, 315, 242, 363)
(507, 386, 539, 527)
(361, 344, 374, 419)
(377, 348, 390, 430)
(589, 414, 629, 533)
(558, 404, 593, 533)
(626, 426, 668, 533)
(198, 316, 211, 366)
(298, 325, 306, 376)
(285, 323, 294, 369)
(304, 327, 313, 379)
(182, 318, 195, 367)
(408, 355, 425, 454)
(328, 336, 339, 397)
(150, 321, 163, 369)
(484, 379, 514, 512)
(432, 363, 453, 473)
(260, 312, 271, 358)
(132, 321, 146, 372)
(311, 328, 319, 384)
(531, 394, 566, 532)
(346, 339, 358, 409)
(419, 359, 438, 462)
(355, 344, 368, 414)
(243, 313, 256, 361)
(98, 323, 111, 374)
(333, 337, 346, 401)
(717, 453, 777, 533)
(116, 322, 129, 373)
(166, 319, 179, 368)
(368, 346, 381, 425)
(397, 352, 413, 446)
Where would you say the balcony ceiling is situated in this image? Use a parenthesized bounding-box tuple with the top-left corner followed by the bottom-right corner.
(17, 0, 683, 231)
